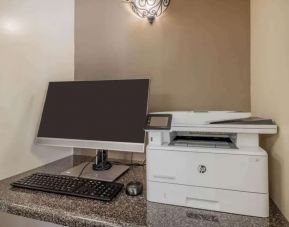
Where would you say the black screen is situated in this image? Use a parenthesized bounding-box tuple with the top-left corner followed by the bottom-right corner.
(37, 79, 149, 143)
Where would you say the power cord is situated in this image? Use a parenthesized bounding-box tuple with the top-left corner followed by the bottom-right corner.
(78, 156, 96, 178)
(142, 158, 146, 172)
(109, 161, 146, 167)
(130, 153, 137, 181)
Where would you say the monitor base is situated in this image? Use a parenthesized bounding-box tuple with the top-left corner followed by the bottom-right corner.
(93, 150, 112, 171)
(61, 162, 129, 182)
(92, 162, 112, 171)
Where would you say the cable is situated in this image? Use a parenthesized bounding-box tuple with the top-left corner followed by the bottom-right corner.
(78, 156, 96, 178)
(130, 152, 137, 181)
(130, 152, 133, 166)
(109, 160, 146, 167)
(142, 158, 146, 172)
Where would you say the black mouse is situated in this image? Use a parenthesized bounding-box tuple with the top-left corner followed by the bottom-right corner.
(126, 181, 143, 196)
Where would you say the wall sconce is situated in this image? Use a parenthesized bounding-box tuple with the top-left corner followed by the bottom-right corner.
(125, 0, 171, 24)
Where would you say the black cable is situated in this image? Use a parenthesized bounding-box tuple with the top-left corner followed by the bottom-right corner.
(130, 152, 133, 166)
(142, 158, 146, 172)
(78, 156, 96, 178)
(130, 152, 137, 181)
(110, 160, 146, 167)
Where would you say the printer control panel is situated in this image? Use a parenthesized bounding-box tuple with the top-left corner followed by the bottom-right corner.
(145, 114, 172, 130)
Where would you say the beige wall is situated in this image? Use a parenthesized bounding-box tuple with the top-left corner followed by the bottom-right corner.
(0, 0, 74, 180)
(251, 0, 289, 221)
(75, 0, 250, 112)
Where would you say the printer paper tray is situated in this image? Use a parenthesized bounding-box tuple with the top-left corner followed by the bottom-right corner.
(147, 181, 269, 217)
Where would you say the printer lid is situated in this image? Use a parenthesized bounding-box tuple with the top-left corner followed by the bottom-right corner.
(151, 111, 277, 134)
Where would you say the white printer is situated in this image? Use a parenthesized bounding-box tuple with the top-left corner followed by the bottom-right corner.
(145, 111, 277, 217)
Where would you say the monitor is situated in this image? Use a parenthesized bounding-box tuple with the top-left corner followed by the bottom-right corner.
(36, 79, 150, 153)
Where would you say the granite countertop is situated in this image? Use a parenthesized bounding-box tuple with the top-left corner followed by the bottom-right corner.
(0, 155, 288, 227)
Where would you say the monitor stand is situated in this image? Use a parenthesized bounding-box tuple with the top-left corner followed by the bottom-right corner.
(61, 150, 129, 182)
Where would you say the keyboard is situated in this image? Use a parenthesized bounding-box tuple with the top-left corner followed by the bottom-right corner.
(11, 173, 124, 201)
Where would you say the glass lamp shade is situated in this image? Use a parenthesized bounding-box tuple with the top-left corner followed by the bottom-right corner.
(128, 0, 170, 24)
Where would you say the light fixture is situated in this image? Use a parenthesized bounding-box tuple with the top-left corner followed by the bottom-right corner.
(125, 0, 171, 24)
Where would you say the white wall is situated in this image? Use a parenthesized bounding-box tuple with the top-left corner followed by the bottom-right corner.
(251, 0, 289, 221)
(0, 0, 74, 180)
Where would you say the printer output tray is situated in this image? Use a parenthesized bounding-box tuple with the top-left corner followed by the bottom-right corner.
(169, 135, 237, 149)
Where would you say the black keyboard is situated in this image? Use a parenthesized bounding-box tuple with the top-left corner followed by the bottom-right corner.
(11, 173, 124, 201)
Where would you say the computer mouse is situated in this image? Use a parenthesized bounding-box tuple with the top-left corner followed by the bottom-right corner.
(126, 181, 143, 196)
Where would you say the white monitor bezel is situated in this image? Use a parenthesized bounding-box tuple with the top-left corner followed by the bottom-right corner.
(35, 137, 145, 153)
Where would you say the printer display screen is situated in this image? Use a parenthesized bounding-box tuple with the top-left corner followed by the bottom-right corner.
(145, 114, 172, 130)
(150, 117, 169, 127)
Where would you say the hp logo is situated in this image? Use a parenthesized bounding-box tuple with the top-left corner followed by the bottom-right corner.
(198, 165, 207, 174)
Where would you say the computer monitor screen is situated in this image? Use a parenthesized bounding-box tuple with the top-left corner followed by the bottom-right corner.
(36, 79, 150, 152)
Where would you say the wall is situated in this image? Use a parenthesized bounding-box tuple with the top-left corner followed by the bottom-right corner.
(0, 0, 74, 180)
(75, 0, 251, 112)
(251, 0, 289, 221)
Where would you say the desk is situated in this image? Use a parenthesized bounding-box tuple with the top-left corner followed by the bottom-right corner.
(0, 156, 288, 227)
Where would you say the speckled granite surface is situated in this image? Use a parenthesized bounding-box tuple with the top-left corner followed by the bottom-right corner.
(0, 155, 288, 227)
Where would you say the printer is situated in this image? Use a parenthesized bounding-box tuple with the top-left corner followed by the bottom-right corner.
(145, 111, 277, 217)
